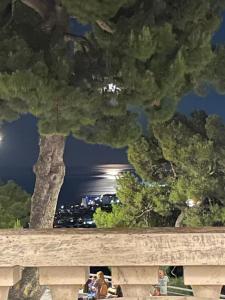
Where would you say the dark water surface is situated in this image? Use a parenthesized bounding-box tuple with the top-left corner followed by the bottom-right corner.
(0, 164, 132, 206)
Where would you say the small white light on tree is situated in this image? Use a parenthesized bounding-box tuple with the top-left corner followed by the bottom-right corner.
(99, 83, 122, 95)
(186, 199, 195, 207)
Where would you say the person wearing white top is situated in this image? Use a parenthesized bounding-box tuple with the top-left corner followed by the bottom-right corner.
(158, 269, 169, 295)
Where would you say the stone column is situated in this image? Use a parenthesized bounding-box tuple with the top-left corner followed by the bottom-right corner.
(39, 266, 89, 300)
(111, 266, 158, 297)
(184, 266, 224, 299)
(0, 266, 21, 300)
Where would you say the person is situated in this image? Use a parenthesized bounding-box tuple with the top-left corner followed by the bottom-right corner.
(107, 284, 123, 298)
(93, 271, 108, 299)
(88, 276, 96, 292)
(116, 285, 123, 297)
(158, 269, 169, 296)
(83, 278, 92, 293)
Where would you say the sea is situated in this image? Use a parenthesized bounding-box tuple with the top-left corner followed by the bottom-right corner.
(0, 164, 133, 207)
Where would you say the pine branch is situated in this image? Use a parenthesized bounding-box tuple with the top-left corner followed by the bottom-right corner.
(64, 32, 92, 45)
(170, 162, 177, 178)
(20, 0, 53, 19)
(3, 0, 17, 28)
(96, 20, 114, 34)
(135, 205, 153, 220)
(175, 211, 184, 227)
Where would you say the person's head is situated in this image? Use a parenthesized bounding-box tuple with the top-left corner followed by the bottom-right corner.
(159, 269, 165, 279)
(116, 285, 123, 297)
(83, 279, 91, 293)
(97, 271, 105, 280)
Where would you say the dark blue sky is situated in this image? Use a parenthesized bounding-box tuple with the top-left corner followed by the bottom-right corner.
(0, 13, 225, 169)
(0, 116, 128, 167)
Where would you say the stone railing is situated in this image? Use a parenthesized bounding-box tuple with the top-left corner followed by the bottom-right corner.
(0, 228, 225, 300)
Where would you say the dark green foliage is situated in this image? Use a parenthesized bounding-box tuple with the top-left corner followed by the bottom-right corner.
(61, 0, 135, 24)
(0, 1, 142, 147)
(0, 180, 30, 228)
(95, 112, 225, 228)
(1, 0, 225, 143)
(91, 0, 225, 122)
(128, 136, 170, 181)
(94, 172, 177, 228)
(207, 46, 225, 94)
(183, 203, 225, 227)
(153, 112, 225, 225)
(75, 113, 141, 148)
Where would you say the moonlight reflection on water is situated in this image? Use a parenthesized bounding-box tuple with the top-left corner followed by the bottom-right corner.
(81, 164, 133, 194)
(59, 164, 133, 205)
(95, 164, 132, 180)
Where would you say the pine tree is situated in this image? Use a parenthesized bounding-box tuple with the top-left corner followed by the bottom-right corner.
(0, 1, 224, 297)
(0, 2, 141, 299)
(61, 0, 135, 25)
(1, 0, 222, 230)
(0, 1, 141, 230)
(95, 112, 225, 228)
(91, 0, 225, 122)
(94, 172, 177, 228)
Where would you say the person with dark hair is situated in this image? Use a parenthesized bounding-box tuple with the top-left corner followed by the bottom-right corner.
(107, 284, 123, 298)
(116, 285, 123, 297)
(83, 278, 92, 294)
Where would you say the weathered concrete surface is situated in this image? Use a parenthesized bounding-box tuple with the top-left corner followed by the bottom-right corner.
(121, 298, 219, 300)
(184, 266, 225, 285)
(41, 294, 219, 300)
(112, 266, 158, 297)
(0, 228, 225, 266)
(39, 266, 89, 285)
(0, 267, 21, 300)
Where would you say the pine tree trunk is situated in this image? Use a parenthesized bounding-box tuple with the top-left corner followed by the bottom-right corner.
(30, 134, 66, 229)
(20, 0, 52, 19)
(175, 211, 184, 228)
(9, 134, 66, 300)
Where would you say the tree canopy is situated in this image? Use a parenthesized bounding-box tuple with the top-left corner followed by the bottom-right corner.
(61, 0, 135, 24)
(94, 111, 225, 228)
(0, 180, 30, 228)
(94, 172, 177, 228)
(1, 1, 225, 227)
(90, 0, 225, 122)
(0, 0, 141, 147)
(1, 0, 225, 141)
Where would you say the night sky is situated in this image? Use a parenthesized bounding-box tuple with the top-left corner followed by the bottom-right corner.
(0, 13, 224, 203)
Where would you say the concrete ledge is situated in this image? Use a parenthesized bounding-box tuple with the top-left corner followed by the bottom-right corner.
(0, 228, 225, 266)
(119, 298, 219, 300)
